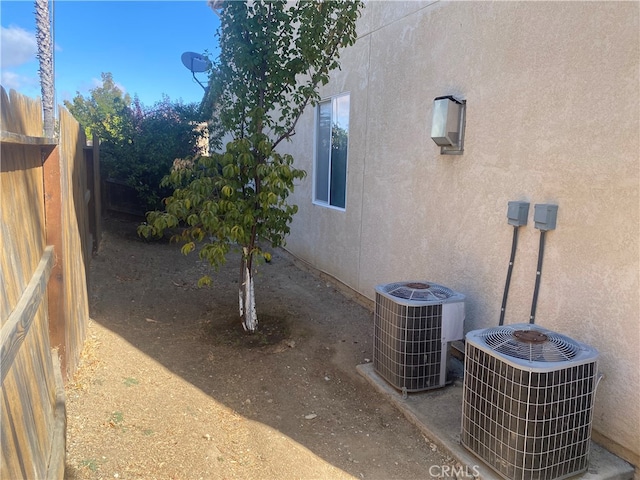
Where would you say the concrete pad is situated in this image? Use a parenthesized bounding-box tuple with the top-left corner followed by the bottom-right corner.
(356, 362, 635, 480)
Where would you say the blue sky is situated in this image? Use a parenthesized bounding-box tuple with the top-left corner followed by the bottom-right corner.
(1, 1, 220, 107)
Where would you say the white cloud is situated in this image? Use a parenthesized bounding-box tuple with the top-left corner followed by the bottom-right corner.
(0, 70, 38, 92)
(1, 25, 38, 67)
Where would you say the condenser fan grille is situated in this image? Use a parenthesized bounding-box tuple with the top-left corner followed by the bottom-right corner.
(481, 326, 581, 362)
(382, 282, 456, 301)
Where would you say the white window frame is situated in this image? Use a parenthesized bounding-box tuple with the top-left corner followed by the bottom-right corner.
(312, 92, 350, 211)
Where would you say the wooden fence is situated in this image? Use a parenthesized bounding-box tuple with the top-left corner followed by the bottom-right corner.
(1, 87, 99, 479)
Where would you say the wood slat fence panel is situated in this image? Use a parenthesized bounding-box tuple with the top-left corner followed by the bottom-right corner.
(1, 85, 96, 479)
(57, 107, 90, 378)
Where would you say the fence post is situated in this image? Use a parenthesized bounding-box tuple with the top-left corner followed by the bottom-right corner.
(43, 144, 67, 376)
(84, 136, 101, 254)
(94, 136, 102, 244)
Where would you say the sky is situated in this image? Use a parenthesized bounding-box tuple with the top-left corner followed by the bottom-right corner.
(0, 1, 221, 108)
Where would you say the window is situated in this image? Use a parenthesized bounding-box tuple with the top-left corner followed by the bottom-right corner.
(314, 93, 349, 209)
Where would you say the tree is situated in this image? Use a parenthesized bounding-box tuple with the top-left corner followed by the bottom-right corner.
(64, 72, 133, 140)
(139, 0, 363, 332)
(35, 0, 54, 137)
(65, 75, 207, 211)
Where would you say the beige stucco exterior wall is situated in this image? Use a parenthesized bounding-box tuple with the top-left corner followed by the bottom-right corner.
(279, 0, 639, 465)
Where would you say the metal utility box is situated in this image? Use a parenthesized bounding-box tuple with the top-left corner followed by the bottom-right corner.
(507, 201, 530, 226)
(431, 96, 464, 147)
(534, 203, 558, 231)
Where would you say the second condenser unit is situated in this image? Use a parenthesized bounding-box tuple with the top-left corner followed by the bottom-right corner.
(373, 281, 465, 393)
(461, 323, 600, 480)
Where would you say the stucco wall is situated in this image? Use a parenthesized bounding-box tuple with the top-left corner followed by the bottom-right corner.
(280, 1, 639, 463)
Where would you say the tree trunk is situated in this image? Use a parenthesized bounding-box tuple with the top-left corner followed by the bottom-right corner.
(239, 248, 258, 332)
(35, 0, 55, 138)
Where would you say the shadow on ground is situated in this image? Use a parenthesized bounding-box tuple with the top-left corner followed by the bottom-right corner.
(65, 215, 455, 479)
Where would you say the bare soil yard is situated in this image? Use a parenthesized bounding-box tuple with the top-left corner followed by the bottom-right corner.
(64, 215, 455, 479)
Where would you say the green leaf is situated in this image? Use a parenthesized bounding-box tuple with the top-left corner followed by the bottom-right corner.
(181, 242, 195, 255)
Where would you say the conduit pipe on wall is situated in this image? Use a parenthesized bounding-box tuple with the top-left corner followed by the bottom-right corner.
(500, 201, 529, 326)
(529, 204, 558, 324)
(499, 226, 519, 326)
(529, 230, 546, 324)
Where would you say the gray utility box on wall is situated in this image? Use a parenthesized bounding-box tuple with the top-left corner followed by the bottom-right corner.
(373, 281, 465, 393)
(534, 203, 558, 231)
(508, 201, 530, 226)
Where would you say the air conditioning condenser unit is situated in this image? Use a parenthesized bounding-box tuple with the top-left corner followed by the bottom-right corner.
(461, 323, 600, 480)
(373, 281, 465, 393)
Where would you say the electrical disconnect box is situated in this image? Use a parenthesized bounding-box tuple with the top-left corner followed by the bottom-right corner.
(534, 204, 558, 231)
(507, 201, 529, 226)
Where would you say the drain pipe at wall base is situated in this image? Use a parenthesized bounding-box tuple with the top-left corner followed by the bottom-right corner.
(529, 204, 558, 324)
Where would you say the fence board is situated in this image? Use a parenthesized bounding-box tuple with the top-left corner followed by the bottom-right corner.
(48, 351, 67, 480)
(1, 87, 18, 134)
(9, 87, 44, 137)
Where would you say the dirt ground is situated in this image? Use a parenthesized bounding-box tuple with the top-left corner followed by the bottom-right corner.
(64, 215, 456, 480)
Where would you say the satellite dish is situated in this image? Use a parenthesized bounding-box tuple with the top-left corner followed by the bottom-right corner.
(181, 52, 211, 73)
(181, 52, 211, 93)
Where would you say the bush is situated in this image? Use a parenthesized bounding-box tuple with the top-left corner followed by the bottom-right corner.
(65, 73, 210, 212)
